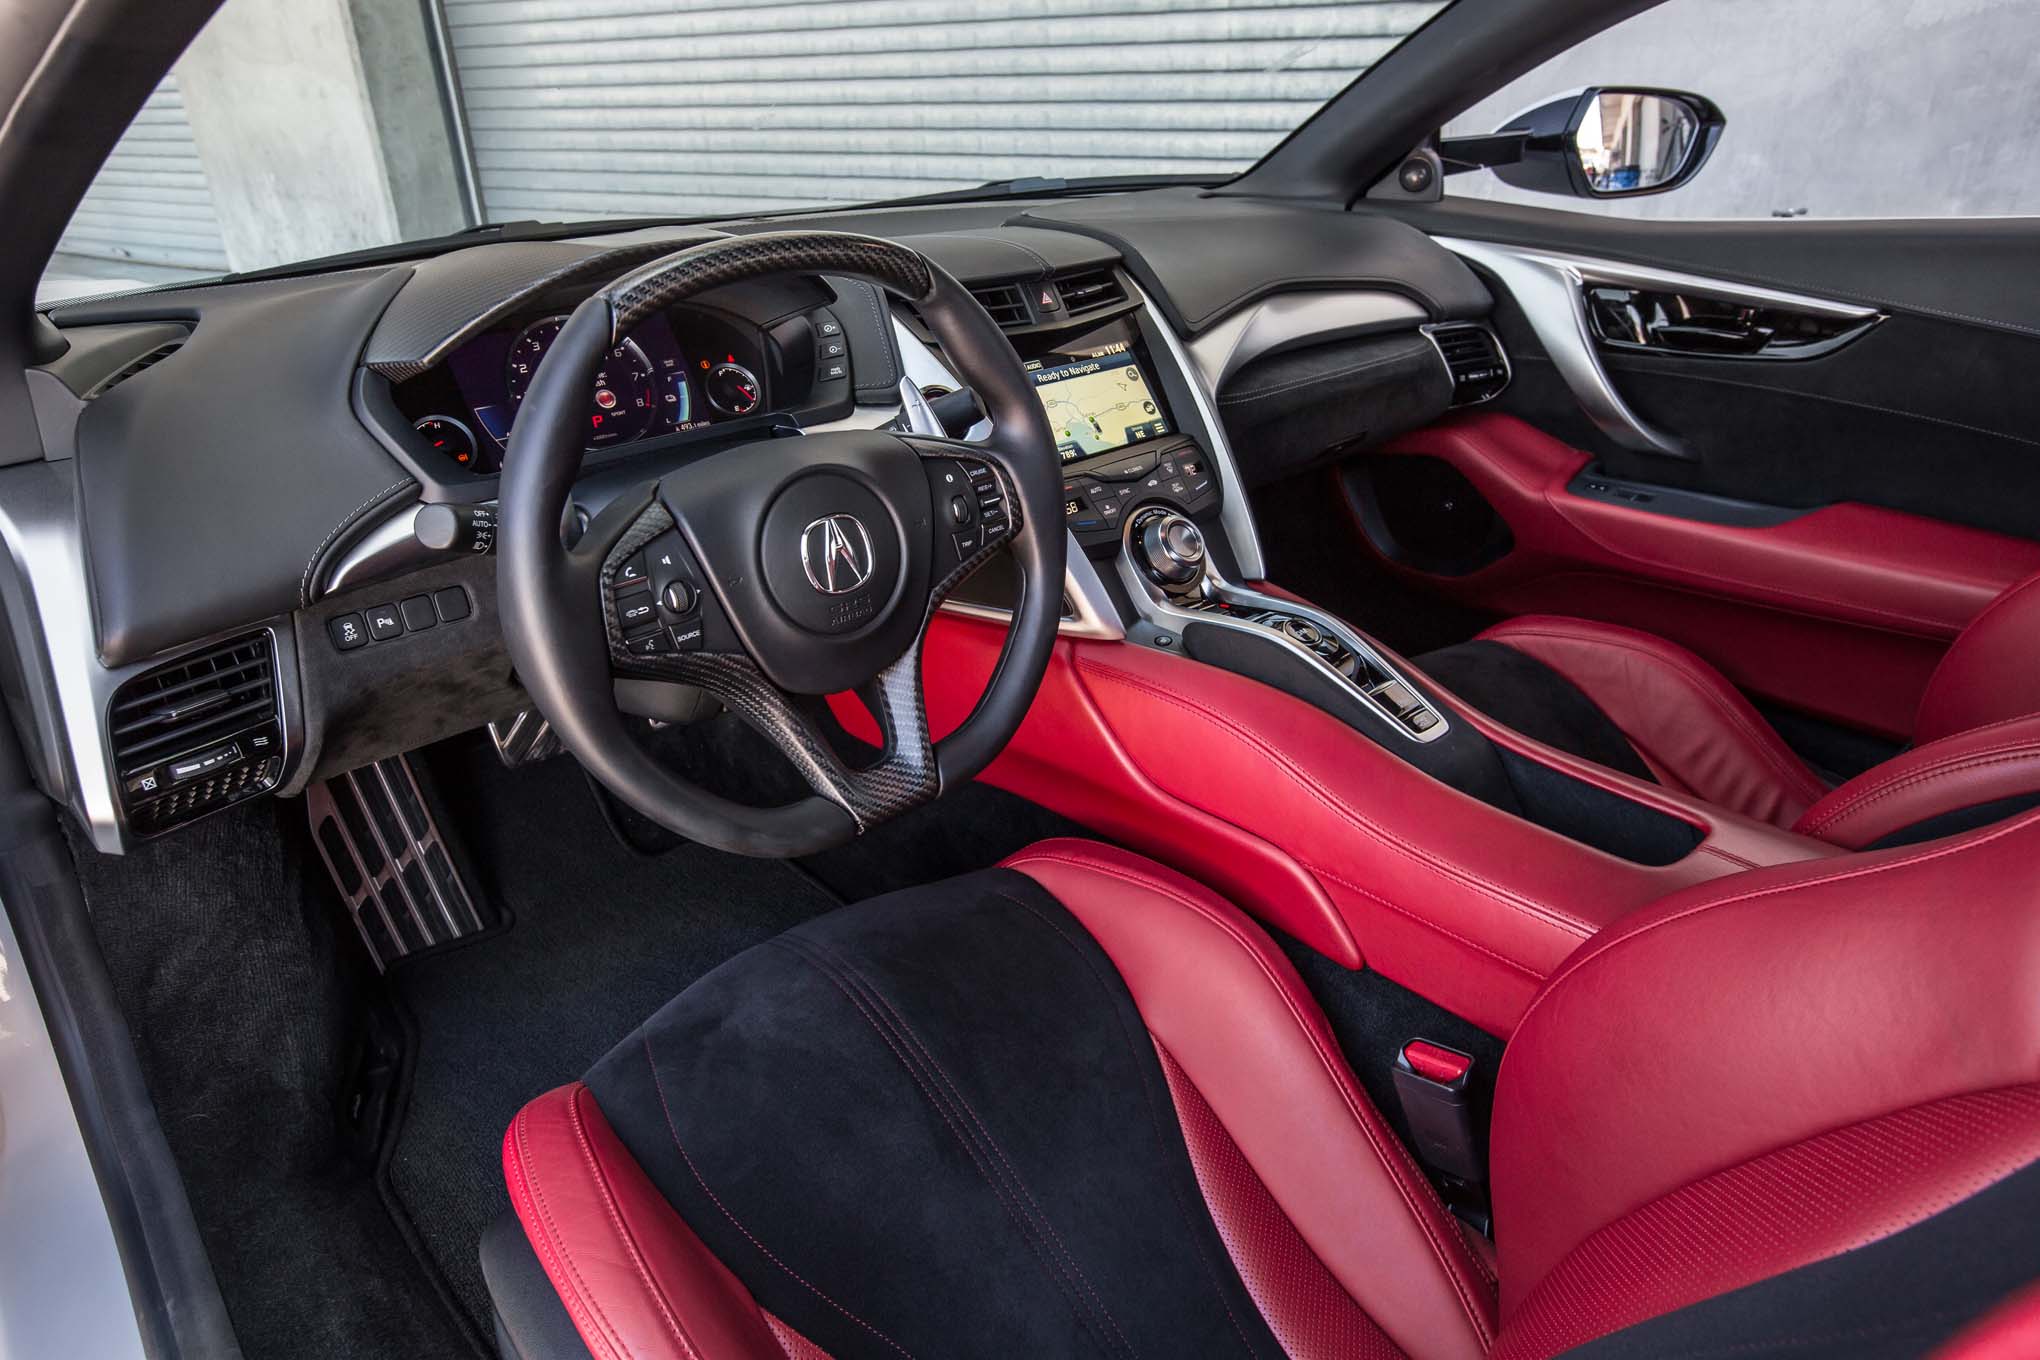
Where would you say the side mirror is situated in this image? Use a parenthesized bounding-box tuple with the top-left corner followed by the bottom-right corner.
(1441, 87, 1724, 199)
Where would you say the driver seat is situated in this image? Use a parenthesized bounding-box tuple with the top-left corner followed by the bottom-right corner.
(483, 828, 2040, 1359)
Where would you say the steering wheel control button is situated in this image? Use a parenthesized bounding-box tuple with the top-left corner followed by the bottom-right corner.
(626, 630, 674, 657)
(434, 587, 471, 622)
(329, 613, 369, 651)
(614, 588, 659, 634)
(367, 604, 404, 641)
(400, 595, 437, 631)
(660, 580, 697, 616)
(669, 621, 705, 652)
(616, 552, 649, 586)
(948, 494, 974, 527)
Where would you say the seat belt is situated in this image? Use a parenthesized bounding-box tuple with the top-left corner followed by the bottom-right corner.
(1393, 1039, 1491, 1235)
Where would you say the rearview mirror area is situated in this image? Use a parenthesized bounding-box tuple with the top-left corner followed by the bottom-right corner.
(1440, 86, 1724, 200)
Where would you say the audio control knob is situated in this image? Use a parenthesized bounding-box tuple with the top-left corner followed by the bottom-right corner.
(661, 579, 697, 615)
(1138, 511, 1206, 586)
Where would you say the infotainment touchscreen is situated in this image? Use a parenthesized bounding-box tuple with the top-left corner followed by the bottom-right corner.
(1025, 342, 1170, 463)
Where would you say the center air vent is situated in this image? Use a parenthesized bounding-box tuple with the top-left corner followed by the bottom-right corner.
(1425, 324, 1510, 405)
(967, 283, 1030, 328)
(1057, 266, 1128, 316)
(109, 631, 284, 837)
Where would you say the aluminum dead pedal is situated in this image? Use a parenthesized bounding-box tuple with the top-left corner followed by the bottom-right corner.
(309, 754, 487, 970)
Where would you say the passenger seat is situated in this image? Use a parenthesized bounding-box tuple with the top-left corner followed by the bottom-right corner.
(1414, 570, 2040, 848)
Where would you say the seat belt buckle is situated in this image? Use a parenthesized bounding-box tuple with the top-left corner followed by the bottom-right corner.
(1393, 1039, 1490, 1234)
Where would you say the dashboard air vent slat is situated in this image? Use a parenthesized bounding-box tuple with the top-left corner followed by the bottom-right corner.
(1426, 324, 1510, 406)
(109, 634, 277, 779)
(967, 283, 1030, 329)
(1057, 266, 1127, 316)
(85, 341, 184, 399)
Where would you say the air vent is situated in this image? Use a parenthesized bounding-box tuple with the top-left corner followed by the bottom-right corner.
(85, 341, 183, 399)
(109, 631, 283, 837)
(1057, 266, 1127, 316)
(967, 283, 1031, 329)
(1426, 324, 1510, 405)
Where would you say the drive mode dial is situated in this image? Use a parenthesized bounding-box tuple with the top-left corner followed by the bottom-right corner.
(1135, 509, 1205, 587)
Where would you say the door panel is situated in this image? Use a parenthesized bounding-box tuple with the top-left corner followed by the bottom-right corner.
(1333, 202, 2040, 736)
(1354, 413, 2040, 737)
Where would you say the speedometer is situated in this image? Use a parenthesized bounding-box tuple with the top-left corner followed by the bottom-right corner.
(505, 315, 657, 448)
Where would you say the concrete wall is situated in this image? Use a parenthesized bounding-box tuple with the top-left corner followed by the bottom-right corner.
(1446, 0, 2040, 220)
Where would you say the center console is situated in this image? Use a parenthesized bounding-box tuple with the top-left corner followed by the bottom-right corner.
(876, 242, 1838, 1036)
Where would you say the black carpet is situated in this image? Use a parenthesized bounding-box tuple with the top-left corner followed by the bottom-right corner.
(70, 801, 472, 1360)
(388, 720, 1093, 1342)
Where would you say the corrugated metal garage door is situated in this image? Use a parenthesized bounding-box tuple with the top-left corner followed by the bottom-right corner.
(441, 0, 1442, 222)
(53, 76, 228, 277)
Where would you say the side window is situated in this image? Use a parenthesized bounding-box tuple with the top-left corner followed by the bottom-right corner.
(1442, 0, 2040, 220)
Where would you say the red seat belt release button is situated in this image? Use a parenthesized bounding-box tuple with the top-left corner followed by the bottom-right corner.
(1393, 1040, 1482, 1184)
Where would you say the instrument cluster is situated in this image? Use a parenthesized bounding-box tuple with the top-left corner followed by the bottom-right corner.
(391, 304, 770, 474)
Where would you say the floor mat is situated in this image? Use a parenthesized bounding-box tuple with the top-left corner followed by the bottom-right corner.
(70, 801, 472, 1360)
(384, 731, 844, 1340)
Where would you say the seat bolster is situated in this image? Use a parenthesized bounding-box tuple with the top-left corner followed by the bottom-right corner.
(503, 1083, 801, 1360)
(1478, 616, 1827, 827)
(1915, 569, 2040, 744)
(1004, 838, 1495, 1360)
(1795, 714, 2040, 848)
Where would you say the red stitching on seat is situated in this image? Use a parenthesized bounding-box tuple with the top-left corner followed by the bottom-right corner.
(1006, 849, 1497, 1349)
(565, 1086, 704, 1359)
(1798, 743, 2040, 837)
(640, 1038, 918, 1358)
(768, 937, 1140, 1360)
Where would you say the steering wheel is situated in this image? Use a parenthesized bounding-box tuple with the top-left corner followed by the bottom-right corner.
(496, 233, 1066, 857)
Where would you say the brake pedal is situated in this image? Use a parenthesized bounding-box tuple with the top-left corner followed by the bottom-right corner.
(309, 754, 488, 970)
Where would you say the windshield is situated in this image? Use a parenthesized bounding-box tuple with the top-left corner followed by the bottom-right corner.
(39, 0, 1449, 305)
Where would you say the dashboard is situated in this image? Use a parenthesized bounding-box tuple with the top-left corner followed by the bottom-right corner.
(388, 303, 772, 473)
(15, 200, 1492, 852)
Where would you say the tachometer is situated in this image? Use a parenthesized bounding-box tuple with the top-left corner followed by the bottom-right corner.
(414, 415, 492, 472)
(705, 361, 763, 417)
(505, 315, 657, 448)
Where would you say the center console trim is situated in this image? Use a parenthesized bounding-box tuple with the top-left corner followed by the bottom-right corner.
(1113, 517, 1450, 745)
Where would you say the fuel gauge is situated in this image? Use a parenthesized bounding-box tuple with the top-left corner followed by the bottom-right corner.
(705, 361, 762, 417)
(415, 415, 492, 472)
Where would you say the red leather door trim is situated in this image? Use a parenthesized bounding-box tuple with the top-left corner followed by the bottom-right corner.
(1367, 414, 2040, 737)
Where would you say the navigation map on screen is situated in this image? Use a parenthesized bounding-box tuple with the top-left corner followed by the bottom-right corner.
(1027, 348, 1169, 462)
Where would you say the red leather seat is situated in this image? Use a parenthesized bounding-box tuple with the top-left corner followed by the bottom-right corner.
(1414, 568, 2040, 848)
(489, 825, 2040, 1359)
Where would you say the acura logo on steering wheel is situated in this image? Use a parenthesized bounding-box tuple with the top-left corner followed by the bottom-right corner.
(799, 514, 875, 595)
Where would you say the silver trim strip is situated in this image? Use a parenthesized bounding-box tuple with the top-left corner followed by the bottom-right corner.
(1124, 279, 1267, 579)
(1437, 237, 1683, 458)
(0, 463, 125, 850)
(1188, 289, 1429, 390)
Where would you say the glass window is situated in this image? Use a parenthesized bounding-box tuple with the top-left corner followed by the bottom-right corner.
(1444, 0, 2040, 220)
(40, 0, 1452, 304)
